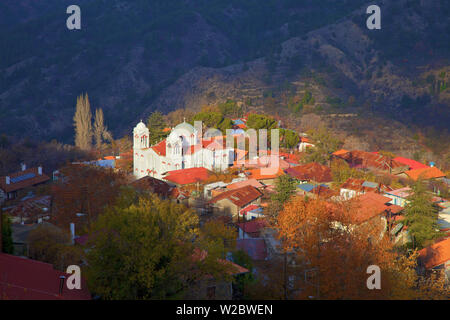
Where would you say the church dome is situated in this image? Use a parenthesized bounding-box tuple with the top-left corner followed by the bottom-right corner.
(173, 121, 195, 134)
(135, 120, 147, 131)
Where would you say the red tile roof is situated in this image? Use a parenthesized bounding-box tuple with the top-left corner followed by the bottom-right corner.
(332, 149, 349, 156)
(393, 157, 429, 170)
(151, 140, 166, 156)
(227, 179, 264, 190)
(0, 167, 50, 193)
(310, 185, 338, 199)
(335, 150, 406, 171)
(246, 168, 285, 181)
(237, 219, 267, 235)
(163, 167, 212, 185)
(131, 176, 171, 196)
(340, 178, 382, 193)
(350, 192, 402, 224)
(239, 204, 260, 216)
(405, 166, 446, 181)
(0, 253, 91, 300)
(418, 237, 450, 269)
(285, 162, 332, 183)
(209, 185, 262, 207)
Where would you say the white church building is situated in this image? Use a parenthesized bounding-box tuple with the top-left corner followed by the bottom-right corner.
(133, 120, 235, 180)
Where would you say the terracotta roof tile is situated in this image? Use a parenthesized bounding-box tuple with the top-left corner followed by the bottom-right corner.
(163, 167, 212, 185)
(418, 237, 450, 269)
(151, 140, 166, 156)
(209, 185, 262, 207)
(335, 150, 406, 171)
(350, 192, 396, 224)
(393, 157, 429, 170)
(405, 167, 446, 181)
(246, 168, 285, 180)
(226, 179, 264, 190)
(285, 163, 332, 183)
(131, 176, 171, 196)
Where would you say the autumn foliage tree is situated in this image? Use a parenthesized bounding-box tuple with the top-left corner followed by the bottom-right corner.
(275, 196, 449, 299)
(51, 164, 126, 231)
(27, 223, 83, 271)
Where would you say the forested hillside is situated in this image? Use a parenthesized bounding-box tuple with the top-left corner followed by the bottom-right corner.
(0, 0, 448, 151)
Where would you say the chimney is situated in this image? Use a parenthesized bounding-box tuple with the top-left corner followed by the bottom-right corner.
(59, 276, 66, 296)
(70, 223, 75, 244)
(5, 176, 10, 185)
(21, 163, 26, 171)
(38, 166, 43, 175)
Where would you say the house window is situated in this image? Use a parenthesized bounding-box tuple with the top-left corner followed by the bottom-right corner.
(207, 286, 216, 300)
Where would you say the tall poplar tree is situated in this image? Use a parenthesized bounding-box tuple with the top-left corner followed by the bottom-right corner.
(93, 108, 112, 150)
(73, 93, 93, 150)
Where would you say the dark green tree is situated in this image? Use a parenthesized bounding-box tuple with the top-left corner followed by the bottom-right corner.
(85, 194, 233, 299)
(147, 111, 169, 145)
(246, 114, 278, 130)
(268, 175, 297, 222)
(192, 111, 233, 133)
(280, 129, 300, 149)
(1, 214, 14, 254)
(404, 180, 442, 249)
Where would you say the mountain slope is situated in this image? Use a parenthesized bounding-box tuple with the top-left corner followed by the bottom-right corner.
(0, 0, 448, 145)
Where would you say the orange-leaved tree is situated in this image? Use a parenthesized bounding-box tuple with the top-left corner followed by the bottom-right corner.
(276, 196, 449, 299)
(51, 164, 126, 232)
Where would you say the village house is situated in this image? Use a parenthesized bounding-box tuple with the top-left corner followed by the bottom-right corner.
(296, 183, 337, 199)
(346, 192, 403, 236)
(418, 237, 450, 284)
(297, 136, 314, 152)
(226, 178, 265, 191)
(237, 218, 267, 239)
(162, 167, 213, 187)
(130, 176, 172, 199)
(400, 166, 446, 182)
(340, 178, 391, 200)
(0, 165, 50, 201)
(284, 162, 332, 184)
(209, 185, 263, 217)
(333, 150, 408, 174)
(383, 187, 413, 207)
(244, 168, 285, 186)
(203, 181, 231, 199)
(392, 157, 429, 170)
(238, 204, 264, 220)
(133, 121, 234, 180)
